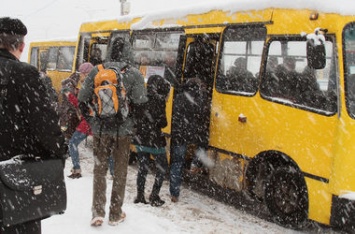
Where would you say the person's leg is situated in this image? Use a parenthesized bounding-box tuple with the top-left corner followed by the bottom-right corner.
(169, 144, 187, 201)
(108, 135, 131, 224)
(91, 134, 111, 225)
(68, 131, 87, 177)
(134, 151, 150, 204)
(150, 152, 168, 206)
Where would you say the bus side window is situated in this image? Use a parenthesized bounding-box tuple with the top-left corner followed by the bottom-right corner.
(216, 26, 266, 95)
(261, 39, 337, 113)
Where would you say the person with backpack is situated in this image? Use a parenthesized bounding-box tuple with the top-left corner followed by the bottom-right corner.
(78, 38, 147, 227)
(64, 62, 115, 179)
(133, 75, 170, 207)
(0, 17, 67, 234)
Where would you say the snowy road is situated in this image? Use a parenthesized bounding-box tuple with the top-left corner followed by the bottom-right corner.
(42, 139, 341, 234)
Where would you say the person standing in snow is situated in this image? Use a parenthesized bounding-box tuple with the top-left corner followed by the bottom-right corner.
(59, 72, 81, 142)
(66, 62, 94, 178)
(63, 62, 115, 179)
(169, 77, 210, 203)
(0, 17, 67, 234)
(133, 75, 170, 207)
(78, 37, 147, 227)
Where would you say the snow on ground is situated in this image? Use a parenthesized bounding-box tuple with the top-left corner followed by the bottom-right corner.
(42, 137, 330, 234)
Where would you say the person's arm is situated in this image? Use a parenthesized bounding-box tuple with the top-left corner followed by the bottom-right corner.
(78, 67, 98, 122)
(127, 68, 148, 121)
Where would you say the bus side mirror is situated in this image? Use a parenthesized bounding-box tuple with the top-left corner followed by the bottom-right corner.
(307, 41, 326, 69)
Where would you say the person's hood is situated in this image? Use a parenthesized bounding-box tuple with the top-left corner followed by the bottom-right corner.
(108, 39, 133, 63)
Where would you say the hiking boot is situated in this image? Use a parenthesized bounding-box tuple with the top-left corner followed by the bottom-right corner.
(68, 172, 82, 179)
(171, 196, 179, 203)
(90, 217, 104, 227)
(108, 212, 126, 226)
(149, 195, 165, 207)
(134, 194, 149, 204)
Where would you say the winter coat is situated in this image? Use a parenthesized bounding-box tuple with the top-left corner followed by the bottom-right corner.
(78, 41, 148, 136)
(0, 49, 66, 160)
(171, 79, 210, 147)
(68, 93, 92, 136)
(59, 91, 80, 140)
(133, 75, 170, 150)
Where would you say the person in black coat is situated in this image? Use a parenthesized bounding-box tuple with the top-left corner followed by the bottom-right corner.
(0, 17, 67, 233)
(133, 75, 171, 207)
(169, 77, 210, 202)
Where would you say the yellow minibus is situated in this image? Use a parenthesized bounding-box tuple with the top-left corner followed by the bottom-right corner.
(74, 2, 355, 231)
(28, 39, 77, 92)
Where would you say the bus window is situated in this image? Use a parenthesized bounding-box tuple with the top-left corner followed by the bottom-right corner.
(76, 34, 91, 69)
(39, 50, 49, 72)
(46, 47, 59, 70)
(344, 23, 355, 117)
(89, 42, 108, 65)
(216, 26, 266, 94)
(260, 38, 337, 113)
(30, 47, 39, 68)
(132, 31, 184, 85)
(57, 46, 75, 71)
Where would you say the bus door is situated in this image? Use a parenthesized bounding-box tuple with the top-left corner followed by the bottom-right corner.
(211, 25, 267, 155)
(171, 34, 219, 162)
(76, 32, 110, 70)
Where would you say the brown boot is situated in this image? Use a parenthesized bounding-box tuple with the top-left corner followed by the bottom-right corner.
(68, 169, 82, 179)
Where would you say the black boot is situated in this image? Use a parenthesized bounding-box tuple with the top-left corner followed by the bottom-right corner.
(134, 192, 148, 204)
(149, 194, 165, 207)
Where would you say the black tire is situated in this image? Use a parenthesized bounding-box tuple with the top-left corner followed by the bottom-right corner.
(246, 160, 272, 202)
(265, 167, 308, 228)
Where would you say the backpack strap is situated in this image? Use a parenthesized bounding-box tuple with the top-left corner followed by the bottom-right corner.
(97, 64, 104, 71)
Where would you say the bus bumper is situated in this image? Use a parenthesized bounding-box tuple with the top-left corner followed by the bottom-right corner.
(330, 193, 355, 230)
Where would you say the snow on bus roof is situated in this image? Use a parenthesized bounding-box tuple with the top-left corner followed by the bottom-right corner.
(30, 37, 77, 43)
(108, 0, 355, 30)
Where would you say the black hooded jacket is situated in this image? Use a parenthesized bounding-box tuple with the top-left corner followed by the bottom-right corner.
(133, 75, 170, 149)
(171, 78, 210, 147)
(0, 49, 66, 160)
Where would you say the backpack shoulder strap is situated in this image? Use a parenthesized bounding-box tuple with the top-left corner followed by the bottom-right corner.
(97, 64, 105, 72)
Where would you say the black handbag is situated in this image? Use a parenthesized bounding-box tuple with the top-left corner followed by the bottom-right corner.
(0, 155, 67, 227)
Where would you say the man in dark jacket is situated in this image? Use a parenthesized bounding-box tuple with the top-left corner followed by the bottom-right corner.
(0, 17, 67, 233)
(169, 77, 210, 203)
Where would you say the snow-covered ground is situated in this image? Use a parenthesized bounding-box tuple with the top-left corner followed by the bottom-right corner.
(42, 138, 339, 234)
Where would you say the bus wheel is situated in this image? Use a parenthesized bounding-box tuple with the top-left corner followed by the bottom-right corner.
(265, 167, 308, 227)
(246, 160, 272, 202)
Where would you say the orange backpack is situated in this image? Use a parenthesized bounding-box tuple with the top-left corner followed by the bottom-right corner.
(92, 64, 129, 121)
